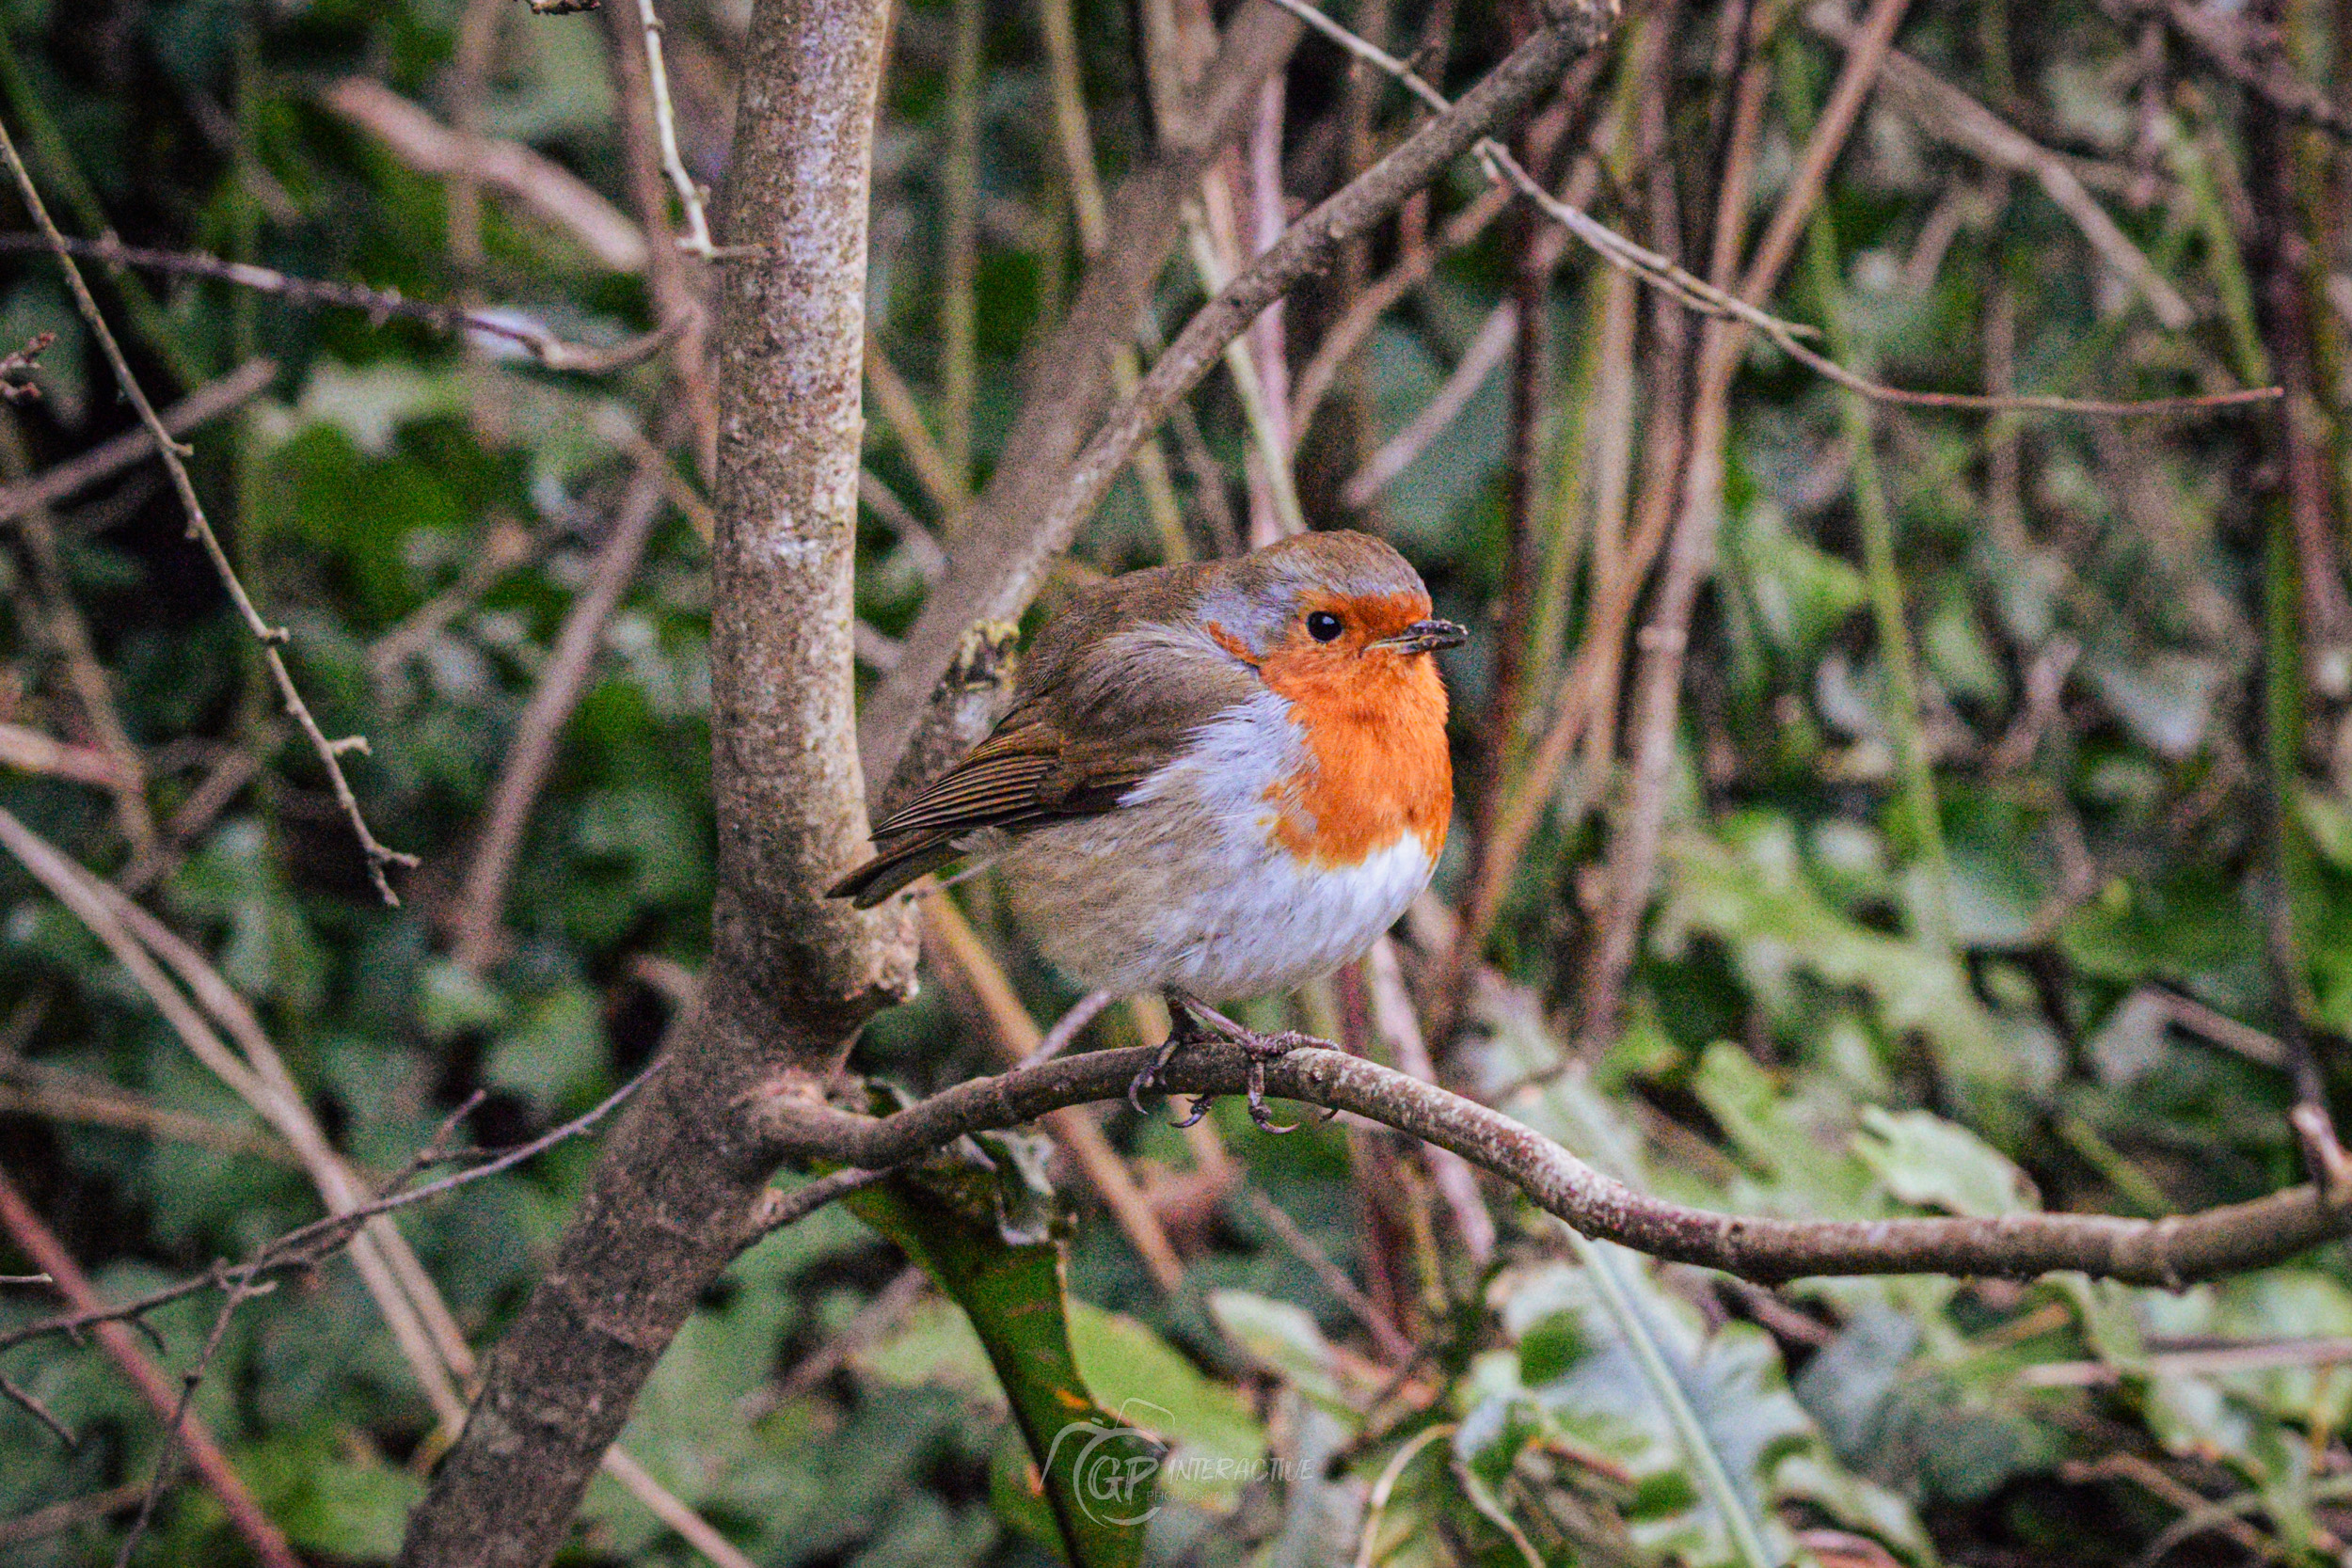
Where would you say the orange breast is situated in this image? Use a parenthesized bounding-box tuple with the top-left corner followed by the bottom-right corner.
(1255, 630, 1452, 869)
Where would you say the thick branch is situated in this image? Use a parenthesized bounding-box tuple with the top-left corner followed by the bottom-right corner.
(395, 0, 911, 1559)
(763, 1041, 2352, 1288)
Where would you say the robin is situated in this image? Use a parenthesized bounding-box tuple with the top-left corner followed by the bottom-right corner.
(830, 530, 1465, 1128)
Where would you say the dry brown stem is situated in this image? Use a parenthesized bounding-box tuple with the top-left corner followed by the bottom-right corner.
(0, 356, 275, 525)
(0, 1165, 302, 1568)
(323, 77, 647, 270)
(449, 464, 669, 974)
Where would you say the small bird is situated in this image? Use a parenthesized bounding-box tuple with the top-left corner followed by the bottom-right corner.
(830, 530, 1464, 1126)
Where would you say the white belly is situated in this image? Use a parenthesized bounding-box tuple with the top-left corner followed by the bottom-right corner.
(998, 691, 1438, 1001)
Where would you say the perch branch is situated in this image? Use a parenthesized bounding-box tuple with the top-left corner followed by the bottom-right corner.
(763, 1039, 2352, 1287)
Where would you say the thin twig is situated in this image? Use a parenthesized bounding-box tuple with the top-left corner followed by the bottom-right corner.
(368, 515, 541, 679)
(739, 1166, 893, 1243)
(1365, 936, 1494, 1261)
(863, 330, 969, 524)
(631, 0, 716, 256)
(744, 1266, 930, 1417)
(0, 356, 276, 526)
(1341, 300, 1518, 508)
(0, 417, 158, 855)
(450, 464, 669, 972)
(0, 1369, 74, 1444)
(0, 1062, 660, 1356)
(942, 0, 981, 490)
(1807, 2, 2192, 328)
(112, 1269, 273, 1568)
(1023, 989, 1115, 1068)
(1261, 0, 2278, 417)
(1242, 1187, 1414, 1359)
(0, 235, 679, 371)
(0, 1067, 294, 1163)
(1351, 1423, 1454, 1568)
(0, 119, 421, 902)
(2113, 0, 2352, 143)
(0, 1166, 303, 1568)
(0, 1483, 146, 1550)
(1581, 0, 1917, 1045)
(1291, 180, 1513, 441)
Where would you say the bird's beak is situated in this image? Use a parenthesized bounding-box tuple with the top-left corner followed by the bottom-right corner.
(1377, 618, 1469, 655)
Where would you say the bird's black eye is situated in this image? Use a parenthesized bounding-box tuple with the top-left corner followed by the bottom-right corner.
(1306, 610, 1344, 642)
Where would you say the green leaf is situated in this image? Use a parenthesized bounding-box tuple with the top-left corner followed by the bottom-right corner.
(1206, 1289, 1358, 1420)
(1470, 1253, 1937, 1567)
(1658, 822, 2044, 1134)
(1070, 1304, 1266, 1513)
(851, 1140, 1155, 1567)
(483, 985, 606, 1107)
(1853, 1109, 2037, 1218)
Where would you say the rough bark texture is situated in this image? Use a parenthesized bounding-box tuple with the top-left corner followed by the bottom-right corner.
(394, 0, 912, 1560)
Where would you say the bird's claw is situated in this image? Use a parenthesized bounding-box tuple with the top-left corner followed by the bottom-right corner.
(1133, 1001, 1326, 1133)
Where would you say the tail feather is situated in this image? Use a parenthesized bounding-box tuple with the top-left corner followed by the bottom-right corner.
(826, 834, 962, 908)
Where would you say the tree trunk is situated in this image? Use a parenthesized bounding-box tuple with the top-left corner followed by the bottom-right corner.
(393, 0, 913, 1560)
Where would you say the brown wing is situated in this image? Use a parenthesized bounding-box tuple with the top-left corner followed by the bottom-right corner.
(828, 599, 1263, 908)
(826, 706, 1164, 907)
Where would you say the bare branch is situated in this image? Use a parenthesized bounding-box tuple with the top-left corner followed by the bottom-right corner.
(0, 1369, 75, 1445)
(1342, 298, 1518, 508)
(0, 236, 679, 370)
(2112, 0, 2352, 142)
(449, 464, 669, 973)
(629, 0, 716, 256)
(764, 1039, 2352, 1287)
(0, 1062, 659, 1357)
(1807, 2, 2192, 328)
(0, 721, 132, 789)
(0, 356, 275, 526)
(322, 77, 647, 270)
(0, 120, 420, 902)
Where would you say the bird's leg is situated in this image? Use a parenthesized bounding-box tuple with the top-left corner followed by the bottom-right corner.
(1131, 990, 1331, 1134)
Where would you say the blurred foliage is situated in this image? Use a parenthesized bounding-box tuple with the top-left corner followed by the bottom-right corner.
(0, 0, 2350, 1563)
